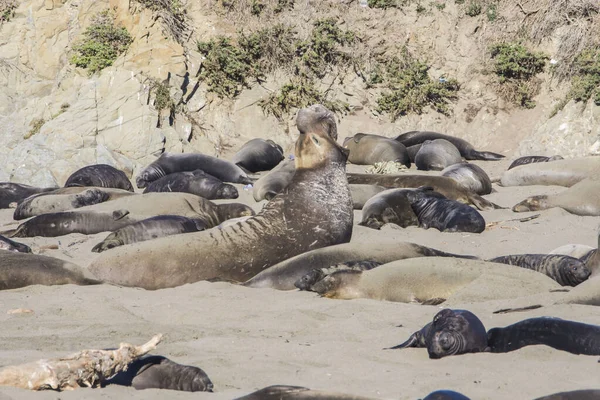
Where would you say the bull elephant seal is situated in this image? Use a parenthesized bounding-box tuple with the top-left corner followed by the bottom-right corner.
(343, 133, 410, 168)
(143, 170, 239, 200)
(414, 139, 462, 171)
(359, 188, 418, 229)
(386, 309, 488, 359)
(92, 215, 207, 252)
(89, 104, 354, 289)
(488, 254, 591, 286)
(500, 156, 600, 187)
(441, 163, 492, 195)
(0, 183, 56, 209)
(252, 158, 296, 202)
(235, 385, 377, 400)
(65, 164, 134, 192)
(0, 251, 100, 290)
(136, 152, 253, 188)
(508, 155, 564, 170)
(103, 355, 213, 392)
(232, 138, 285, 173)
(0, 235, 31, 253)
(395, 131, 505, 161)
(512, 178, 600, 216)
(349, 184, 386, 210)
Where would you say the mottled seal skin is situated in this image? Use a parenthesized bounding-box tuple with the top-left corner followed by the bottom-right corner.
(395, 131, 505, 161)
(387, 309, 488, 359)
(407, 187, 486, 233)
(232, 138, 285, 173)
(500, 156, 600, 187)
(252, 158, 296, 202)
(349, 184, 386, 210)
(441, 163, 492, 195)
(136, 152, 253, 188)
(507, 155, 564, 170)
(343, 133, 410, 168)
(488, 254, 591, 286)
(0, 183, 56, 209)
(234, 385, 377, 400)
(143, 169, 239, 200)
(422, 390, 471, 400)
(65, 164, 134, 192)
(0, 235, 31, 253)
(346, 173, 501, 211)
(89, 104, 354, 289)
(534, 390, 600, 400)
(487, 317, 600, 356)
(0, 251, 100, 290)
(414, 139, 462, 171)
(103, 355, 213, 392)
(359, 188, 419, 229)
(92, 215, 207, 252)
(294, 260, 382, 291)
(10, 210, 138, 238)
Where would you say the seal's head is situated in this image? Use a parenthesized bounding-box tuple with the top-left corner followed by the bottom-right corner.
(426, 309, 487, 359)
(217, 203, 256, 221)
(560, 258, 591, 286)
(310, 269, 362, 299)
(294, 269, 326, 291)
(91, 233, 124, 253)
(215, 184, 239, 199)
(512, 195, 548, 212)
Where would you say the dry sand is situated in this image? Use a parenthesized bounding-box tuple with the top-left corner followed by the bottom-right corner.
(0, 158, 599, 399)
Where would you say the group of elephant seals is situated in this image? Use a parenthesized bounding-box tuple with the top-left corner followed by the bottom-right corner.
(136, 152, 253, 188)
(92, 215, 207, 252)
(89, 104, 354, 289)
(359, 188, 418, 229)
(508, 155, 564, 170)
(143, 169, 239, 200)
(395, 131, 505, 161)
(488, 254, 591, 286)
(441, 163, 492, 195)
(501, 156, 600, 187)
(103, 355, 213, 392)
(487, 317, 600, 356)
(343, 133, 410, 168)
(0, 234, 31, 253)
(513, 178, 600, 216)
(232, 138, 285, 173)
(235, 385, 377, 400)
(0, 182, 56, 209)
(414, 139, 462, 171)
(294, 260, 382, 291)
(64, 164, 134, 192)
(386, 309, 488, 359)
(252, 158, 296, 201)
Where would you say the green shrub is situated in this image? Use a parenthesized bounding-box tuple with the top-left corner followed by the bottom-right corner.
(70, 11, 133, 75)
(434, 2, 445, 11)
(454, 0, 465, 4)
(465, 1, 481, 16)
(569, 48, 600, 105)
(273, 0, 294, 13)
(1, 0, 16, 23)
(367, 0, 404, 9)
(251, 0, 265, 15)
(416, 3, 426, 13)
(238, 24, 297, 73)
(486, 3, 497, 21)
(490, 42, 548, 82)
(25, 118, 45, 139)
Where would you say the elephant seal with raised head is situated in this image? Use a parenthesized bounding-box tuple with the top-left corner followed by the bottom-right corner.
(414, 139, 462, 171)
(395, 131, 505, 161)
(500, 156, 600, 187)
(508, 155, 564, 170)
(143, 169, 239, 200)
(343, 133, 410, 168)
(232, 138, 285, 173)
(441, 163, 492, 195)
(0, 183, 56, 209)
(89, 104, 354, 289)
(65, 164, 134, 191)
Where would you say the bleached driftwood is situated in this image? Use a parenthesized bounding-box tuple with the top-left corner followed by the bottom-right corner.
(0, 334, 162, 391)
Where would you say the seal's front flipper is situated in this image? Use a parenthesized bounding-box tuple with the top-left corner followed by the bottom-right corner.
(420, 297, 446, 306)
(472, 151, 505, 161)
(112, 209, 130, 220)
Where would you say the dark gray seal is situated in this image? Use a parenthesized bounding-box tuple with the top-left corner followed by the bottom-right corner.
(65, 164, 134, 192)
(92, 215, 207, 252)
(235, 385, 377, 400)
(407, 187, 486, 233)
(441, 163, 492, 195)
(0, 235, 31, 253)
(395, 131, 505, 160)
(143, 169, 239, 200)
(294, 260, 382, 291)
(414, 139, 462, 171)
(252, 158, 296, 201)
(136, 152, 253, 188)
(343, 133, 410, 168)
(386, 309, 488, 359)
(488, 254, 591, 286)
(406, 144, 422, 163)
(423, 391, 471, 400)
(0, 183, 56, 209)
(232, 138, 285, 173)
(103, 355, 213, 392)
(534, 390, 600, 400)
(508, 155, 564, 170)
(359, 188, 419, 229)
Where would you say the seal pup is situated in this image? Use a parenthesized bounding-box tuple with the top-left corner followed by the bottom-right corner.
(0, 183, 56, 209)
(252, 158, 296, 201)
(414, 139, 462, 171)
(508, 155, 564, 170)
(0, 251, 100, 290)
(343, 133, 410, 168)
(136, 152, 252, 188)
(386, 309, 488, 359)
(512, 178, 600, 216)
(232, 138, 285, 173)
(294, 260, 382, 291)
(349, 184, 386, 210)
(488, 254, 591, 286)
(500, 156, 600, 187)
(395, 131, 505, 160)
(441, 163, 492, 195)
(143, 169, 239, 200)
(359, 188, 419, 229)
(89, 104, 354, 289)
(235, 385, 378, 400)
(0, 235, 31, 253)
(64, 164, 134, 192)
(92, 215, 207, 252)
(103, 355, 213, 392)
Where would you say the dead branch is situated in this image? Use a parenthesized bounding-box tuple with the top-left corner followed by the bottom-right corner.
(0, 334, 162, 391)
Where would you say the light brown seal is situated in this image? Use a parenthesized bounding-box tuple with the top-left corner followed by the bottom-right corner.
(441, 162, 492, 195)
(343, 133, 410, 168)
(414, 139, 462, 171)
(500, 156, 600, 187)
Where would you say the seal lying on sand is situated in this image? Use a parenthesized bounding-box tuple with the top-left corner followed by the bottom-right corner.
(0, 235, 31, 253)
(488, 254, 590, 286)
(441, 163, 492, 195)
(359, 188, 418, 229)
(89, 104, 354, 289)
(64, 164, 134, 192)
(395, 131, 504, 161)
(0, 183, 56, 209)
(232, 138, 285, 173)
(500, 156, 600, 187)
(252, 158, 296, 202)
(143, 169, 239, 200)
(508, 155, 564, 170)
(414, 139, 462, 171)
(349, 184, 386, 210)
(512, 178, 600, 216)
(136, 152, 253, 188)
(235, 385, 378, 400)
(343, 133, 410, 168)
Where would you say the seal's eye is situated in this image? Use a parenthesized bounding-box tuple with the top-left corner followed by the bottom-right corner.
(311, 136, 320, 145)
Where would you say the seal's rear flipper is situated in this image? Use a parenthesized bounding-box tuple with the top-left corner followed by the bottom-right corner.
(419, 297, 446, 306)
(234, 385, 311, 399)
(469, 194, 504, 211)
(493, 305, 543, 314)
(472, 151, 505, 161)
(384, 331, 425, 350)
